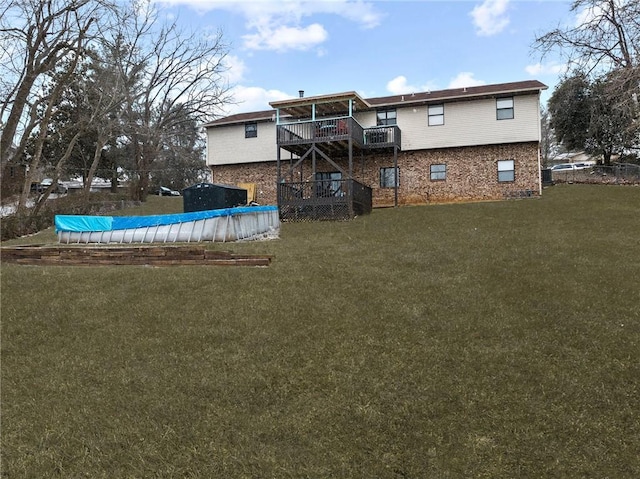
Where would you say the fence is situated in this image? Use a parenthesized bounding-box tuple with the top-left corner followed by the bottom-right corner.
(551, 164, 640, 185)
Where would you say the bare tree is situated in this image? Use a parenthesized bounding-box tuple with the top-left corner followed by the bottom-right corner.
(534, 0, 639, 159)
(0, 0, 109, 171)
(533, 0, 639, 76)
(540, 106, 560, 166)
(2, 0, 232, 210)
(114, 0, 232, 200)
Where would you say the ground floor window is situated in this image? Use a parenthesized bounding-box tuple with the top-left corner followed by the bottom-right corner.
(430, 164, 446, 181)
(380, 167, 399, 188)
(315, 171, 343, 197)
(498, 159, 515, 182)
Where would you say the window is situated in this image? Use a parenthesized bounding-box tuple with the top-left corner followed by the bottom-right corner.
(315, 171, 343, 197)
(498, 159, 515, 182)
(430, 164, 446, 181)
(245, 121, 257, 138)
(380, 167, 399, 188)
(428, 104, 444, 126)
(376, 109, 397, 126)
(496, 97, 514, 120)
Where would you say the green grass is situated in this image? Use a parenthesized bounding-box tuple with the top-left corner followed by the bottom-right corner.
(2, 184, 639, 478)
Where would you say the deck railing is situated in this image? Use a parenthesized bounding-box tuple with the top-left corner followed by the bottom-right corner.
(362, 125, 401, 149)
(278, 178, 372, 221)
(277, 117, 364, 147)
(276, 117, 400, 150)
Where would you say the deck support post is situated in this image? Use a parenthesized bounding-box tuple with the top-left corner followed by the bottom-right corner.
(394, 144, 398, 208)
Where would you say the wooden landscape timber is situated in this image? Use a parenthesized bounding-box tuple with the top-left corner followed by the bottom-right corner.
(0, 245, 272, 267)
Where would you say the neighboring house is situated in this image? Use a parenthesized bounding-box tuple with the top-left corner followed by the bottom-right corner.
(204, 80, 547, 219)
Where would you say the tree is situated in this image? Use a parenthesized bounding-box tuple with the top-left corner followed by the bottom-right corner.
(0, 0, 107, 170)
(586, 75, 637, 164)
(150, 107, 208, 191)
(548, 72, 638, 164)
(533, 0, 639, 78)
(540, 106, 560, 166)
(113, 0, 231, 200)
(2, 0, 231, 210)
(533, 0, 640, 159)
(0, 0, 113, 210)
(547, 72, 592, 152)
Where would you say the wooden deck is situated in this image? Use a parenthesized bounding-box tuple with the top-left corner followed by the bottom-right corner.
(0, 245, 272, 267)
(278, 179, 372, 221)
(276, 118, 401, 155)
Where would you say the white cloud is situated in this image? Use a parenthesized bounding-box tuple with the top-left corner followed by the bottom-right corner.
(470, 0, 510, 36)
(448, 72, 485, 89)
(573, 1, 605, 27)
(157, 0, 383, 52)
(224, 85, 291, 115)
(221, 54, 247, 84)
(242, 23, 328, 52)
(386, 76, 435, 95)
(525, 62, 567, 77)
(160, 0, 383, 28)
(215, 52, 292, 115)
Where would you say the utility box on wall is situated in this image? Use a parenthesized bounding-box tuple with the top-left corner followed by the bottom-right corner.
(182, 183, 248, 212)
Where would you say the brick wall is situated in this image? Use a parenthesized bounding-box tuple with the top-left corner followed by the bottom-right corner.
(210, 162, 279, 205)
(210, 141, 540, 207)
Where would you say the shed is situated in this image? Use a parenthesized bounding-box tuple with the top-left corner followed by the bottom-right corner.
(183, 183, 248, 213)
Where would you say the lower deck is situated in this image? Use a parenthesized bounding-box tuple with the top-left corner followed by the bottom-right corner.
(278, 179, 372, 221)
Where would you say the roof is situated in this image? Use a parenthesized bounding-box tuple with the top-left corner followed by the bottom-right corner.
(204, 80, 547, 128)
(269, 91, 370, 118)
(202, 109, 275, 127)
(366, 80, 547, 108)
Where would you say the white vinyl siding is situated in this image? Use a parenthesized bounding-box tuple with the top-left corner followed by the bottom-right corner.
(206, 92, 542, 164)
(396, 94, 540, 151)
(207, 121, 282, 165)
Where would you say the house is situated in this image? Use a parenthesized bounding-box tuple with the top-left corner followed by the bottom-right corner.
(204, 80, 547, 220)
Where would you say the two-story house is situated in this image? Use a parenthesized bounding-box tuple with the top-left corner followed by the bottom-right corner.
(204, 80, 547, 220)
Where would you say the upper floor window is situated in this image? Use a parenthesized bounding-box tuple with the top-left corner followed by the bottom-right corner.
(245, 121, 257, 138)
(496, 97, 514, 120)
(428, 104, 444, 126)
(498, 159, 515, 182)
(380, 167, 399, 188)
(376, 109, 397, 126)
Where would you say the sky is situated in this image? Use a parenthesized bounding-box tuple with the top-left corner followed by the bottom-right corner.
(153, 0, 576, 116)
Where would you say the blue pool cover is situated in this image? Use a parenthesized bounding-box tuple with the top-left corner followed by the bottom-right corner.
(55, 206, 278, 233)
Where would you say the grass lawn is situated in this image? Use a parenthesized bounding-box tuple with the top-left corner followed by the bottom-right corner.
(2, 185, 639, 478)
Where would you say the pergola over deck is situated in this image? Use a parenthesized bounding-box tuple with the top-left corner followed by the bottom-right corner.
(270, 92, 400, 220)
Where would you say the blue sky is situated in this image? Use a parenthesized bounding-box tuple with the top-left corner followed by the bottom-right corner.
(155, 0, 576, 116)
